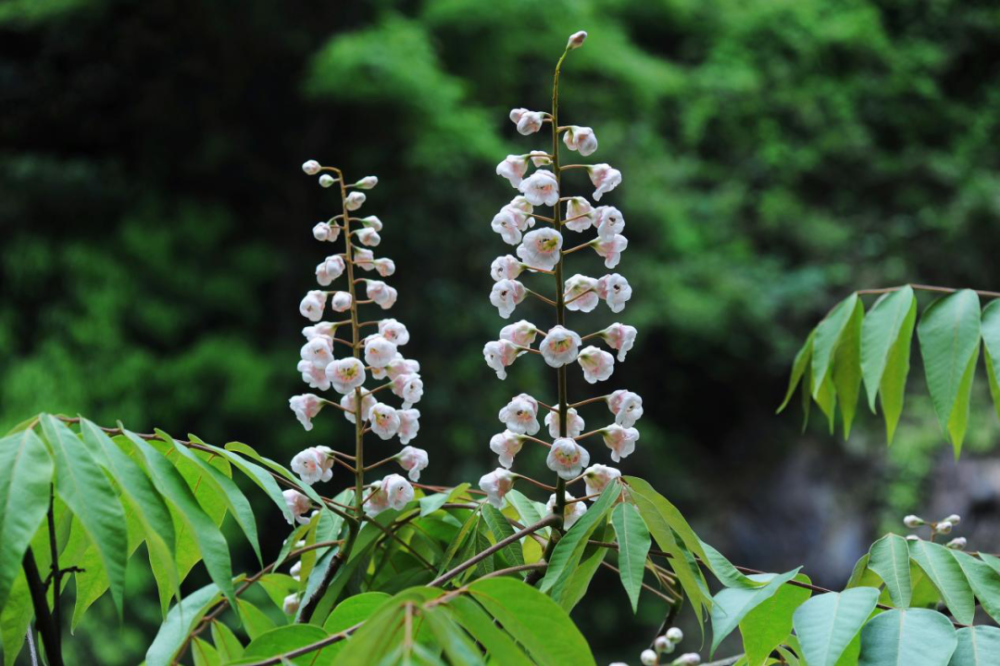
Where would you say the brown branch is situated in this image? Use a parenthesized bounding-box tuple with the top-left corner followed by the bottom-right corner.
(856, 283, 1000, 300)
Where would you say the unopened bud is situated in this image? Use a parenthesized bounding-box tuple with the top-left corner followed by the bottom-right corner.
(567, 31, 588, 50)
(282, 593, 300, 614)
(936, 520, 953, 534)
(319, 174, 336, 188)
(302, 160, 321, 175)
(654, 636, 671, 653)
(666, 627, 684, 643)
(946, 537, 967, 550)
(640, 649, 658, 666)
(944, 514, 961, 525)
(674, 655, 701, 666)
(906, 535, 920, 541)
(356, 176, 378, 190)
(903, 515, 923, 528)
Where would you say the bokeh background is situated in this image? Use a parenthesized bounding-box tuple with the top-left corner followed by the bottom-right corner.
(3, 0, 1000, 662)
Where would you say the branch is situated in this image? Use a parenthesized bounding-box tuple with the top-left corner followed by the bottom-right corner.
(857, 283, 1000, 299)
(22, 550, 63, 666)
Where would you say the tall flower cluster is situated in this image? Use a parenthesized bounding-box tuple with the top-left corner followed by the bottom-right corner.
(285, 162, 428, 530)
(480, 31, 643, 531)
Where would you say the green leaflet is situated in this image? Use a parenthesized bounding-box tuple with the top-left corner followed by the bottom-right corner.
(908, 539, 975, 625)
(422, 606, 485, 666)
(952, 551, 1000, 625)
(210, 620, 244, 661)
(197, 438, 294, 525)
(858, 608, 957, 666)
(481, 503, 524, 568)
(40, 416, 128, 620)
(0, 428, 53, 610)
(916, 290, 981, 456)
(778, 330, 815, 413)
(860, 286, 916, 411)
(812, 293, 860, 398)
(539, 479, 619, 593)
(709, 569, 801, 657)
(949, 626, 1000, 666)
(832, 297, 865, 438)
(447, 595, 533, 666)
(145, 582, 221, 666)
(867, 534, 912, 608)
(242, 625, 333, 666)
(623, 476, 707, 562)
(792, 587, 879, 666)
(878, 292, 918, 444)
(980, 300, 1000, 422)
(551, 522, 612, 612)
(611, 502, 651, 613)
(238, 598, 276, 640)
(0, 572, 32, 666)
(700, 539, 765, 589)
(468, 577, 597, 666)
(739, 574, 812, 666)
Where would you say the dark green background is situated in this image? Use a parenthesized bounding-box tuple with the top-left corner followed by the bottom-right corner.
(3, 0, 1000, 662)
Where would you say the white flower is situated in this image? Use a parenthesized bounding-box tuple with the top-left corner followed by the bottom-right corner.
(545, 407, 585, 438)
(316, 255, 346, 286)
(499, 393, 540, 435)
(563, 126, 598, 157)
(356, 227, 381, 247)
(597, 273, 632, 313)
(378, 319, 409, 345)
(517, 228, 563, 271)
(595, 206, 625, 239)
(545, 492, 587, 529)
(355, 176, 378, 189)
(319, 174, 336, 188)
(492, 207, 526, 245)
(609, 390, 644, 427)
(299, 290, 326, 322)
(540, 325, 582, 367)
(547, 438, 590, 480)
(509, 108, 545, 135)
(283, 593, 300, 615)
(283, 489, 311, 525)
(289, 394, 323, 431)
(297, 360, 331, 391)
(508, 195, 534, 216)
(366, 280, 398, 309)
(588, 164, 622, 201)
(491, 255, 524, 282)
(518, 170, 559, 207)
(289, 561, 301, 580)
(640, 649, 658, 666)
(500, 320, 539, 347)
(490, 430, 524, 469)
(300, 337, 333, 368)
(392, 373, 424, 408)
(578, 346, 615, 384)
(564, 197, 596, 232)
(302, 160, 321, 175)
(340, 390, 375, 424)
(382, 474, 414, 510)
(483, 339, 522, 380)
(326, 358, 366, 394)
(593, 234, 628, 269)
(603, 425, 639, 462)
(490, 279, 527, 319)
(359, 215, 382, 230)
(529, 150, 552, 166)
(497, 154, 530, 188)
(397, 408, 421, 444)
(567, 30, 587, 50)
(291, 446, 334, 485)
(330, 291, 353, 313)
(302, 321, 335, 341)
(602, 323, 637, 361)
(363, 483, 390, 517)
(479, 468, 515, 509)
(313, 222, 340, 242)
(353, 248, 375, 271)
(345, 191, 366, 211)
(584, 464, 621, 498)
(398, 446, 428, 481)
(364, 335, 398, 368)
(368, 402, 401, 440)
(564, 274, 600, 313)
(384, 355, 420, 380)
(374, 258, 395, 277)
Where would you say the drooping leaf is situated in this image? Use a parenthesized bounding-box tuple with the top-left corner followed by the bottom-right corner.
(238, 598, 276, 640)
(539, 480, 619, 594)
(0, 572, 33, 665)
(709, 569, 801, 656)
(211, 620, 244, 662)
(0, 428, 53, 610)
(481, 503, 524, 568)
(867, 534, 912, 608)
(949, 625, 1000, 666)
(778, 331, 814, 413)
(468, 577, 597, 666)
(611, 502, 651, 613)
(422, 606, 486, 666)
(551, 522, 612, 612)
(916, 290, 981, 455)
(191, 638, 220, 666)
(505, 489, 544, 529)
(623, 477, 707, 562)
(145, 582, 221, 666)
(198, 439, 294, 525)
(980, 300, 1000, 423)
(437, 507, 480, 576)
(700, 539, 765, 589)
(858, 608, 957, 666)
(740, 574, 812, 666)
(832, 297, 865, 437)
(951, 551, 1000, 625)
(908, 539, 975, 625)
(861, 286, 917, 411)
(812, 293, 860, 397)
(792, 587, 880, 666)
(447, 595, 533, 666)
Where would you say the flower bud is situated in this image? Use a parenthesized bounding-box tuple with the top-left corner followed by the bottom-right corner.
(906, 535, 920, 541)
(936, 520, 953, 534)
(674, 654, 701, 666)
(319, 174, 336, 188)
(355, 176, 378, 189)
(640, 649, 658, 666)
(946, 537, 967, 550)
(345, 191, 366, 211)
(302, 160, 321, 175)
(944, 514, 961, 525)
(903, 515, 923, 528)
(567, 31, 587, 50)
(666, 627, 683, 643)
(283, 593, 301, 614)
(654, 636, 671, 653)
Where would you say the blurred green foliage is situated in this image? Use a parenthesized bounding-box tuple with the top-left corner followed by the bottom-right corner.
(3, 0, 1000, 662)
